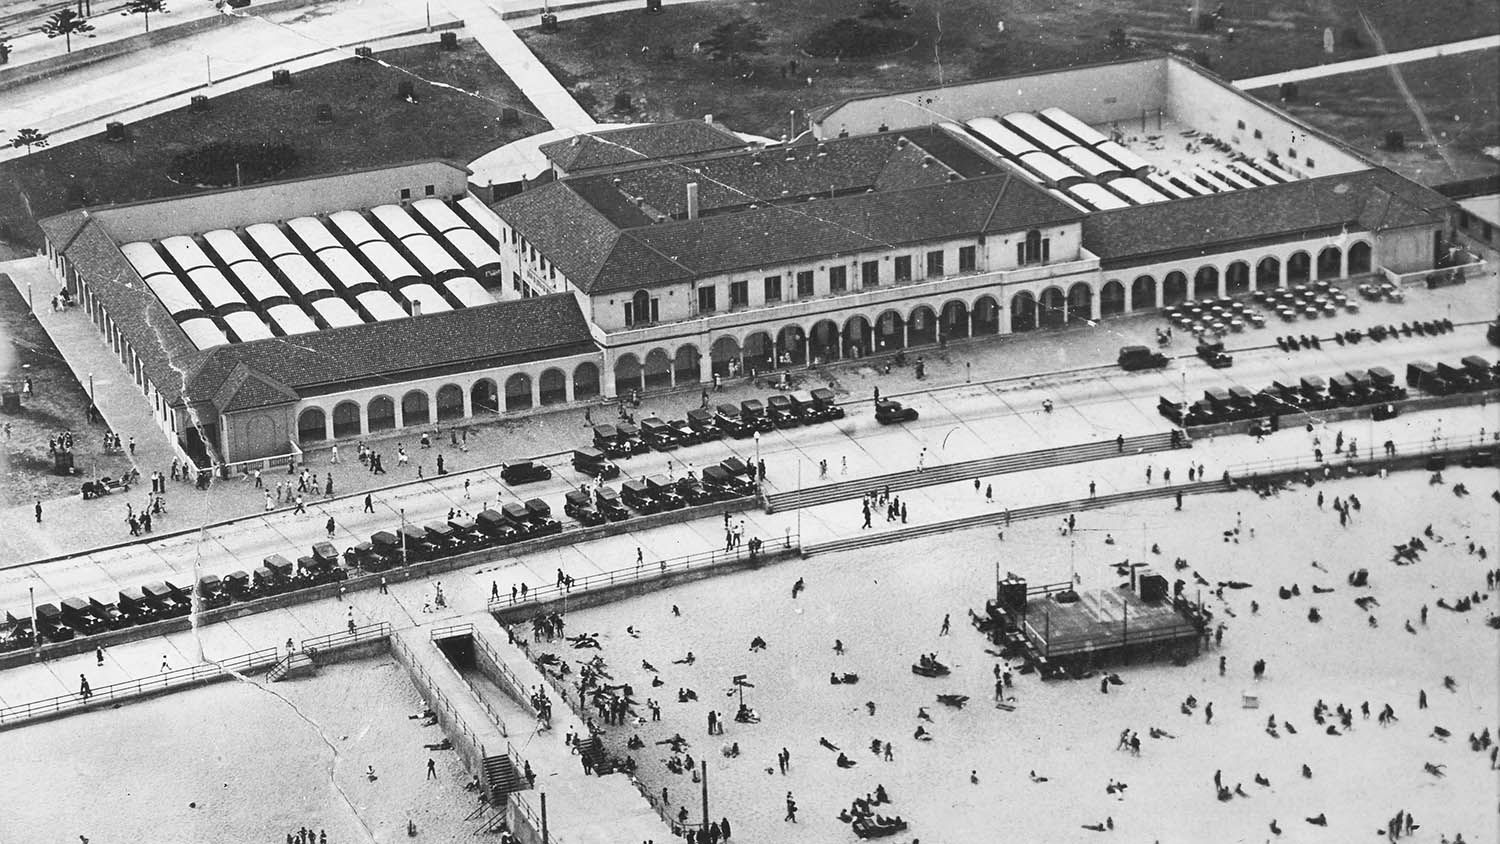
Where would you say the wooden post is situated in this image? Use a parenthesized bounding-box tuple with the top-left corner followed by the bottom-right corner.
(701, 759, 709, 831)
(541, 792, 549, 843)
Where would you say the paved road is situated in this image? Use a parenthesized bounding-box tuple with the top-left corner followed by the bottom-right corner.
(2, 321, 1492, 621)
(1234, 34, 1500, 89)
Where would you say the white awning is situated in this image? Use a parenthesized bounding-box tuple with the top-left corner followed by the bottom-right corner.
(159, 235, 213, 272)
(266, 303, 319, 335)
(371, 204, 426, 239)
(245, 223, 300, 259)
(442, 277, 493, 307)
(179, 317, 229, 349)
(202, 229, 258, 266)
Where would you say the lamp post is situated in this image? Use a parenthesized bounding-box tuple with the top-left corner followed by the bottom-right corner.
(753, 431, 762, 505)
(399, 507, 407, 565)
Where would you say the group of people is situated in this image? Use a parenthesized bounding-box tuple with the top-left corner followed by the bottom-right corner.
(282, 829, 326, 844)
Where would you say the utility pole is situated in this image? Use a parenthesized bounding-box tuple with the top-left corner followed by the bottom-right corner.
(700, 760, 709, 832)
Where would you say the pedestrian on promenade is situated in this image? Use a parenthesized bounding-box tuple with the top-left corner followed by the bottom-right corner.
(330, 445, 339, 464)
(95, 646, 104, 666)
(293, 496, 307, 515)
(427, 758, 437, 780)
(363, 494, 374, 513)
(79, 674, 91, 700)
(34, 500, 42, 523)
(326, 516, 336, 539)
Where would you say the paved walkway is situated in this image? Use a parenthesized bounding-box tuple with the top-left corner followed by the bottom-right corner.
(439, 0, 595, 130)
(1234, 34, 1500, 89)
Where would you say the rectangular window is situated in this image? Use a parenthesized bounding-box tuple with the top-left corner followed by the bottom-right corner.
(697, 286, 717, 314)
(926, 250, 945, 277)
(1305, 157, 1315, 168)
(623, 303, 634, 326)
(399, 188, 412, 200)
(796, 270, 815, 298)
(958, 246, 976, 272)
(829, 266, 847, 293)
(861, 260, 879, 288)
(1253, 129, 1263, 139)
(893, 255, 912, 282)
(730, 280, 749, 308)
(763, 275, 782, 302)
(1236, 119, 1245, 130)
(424, 184, 436, 196)
(1288, 147, 1296, 159)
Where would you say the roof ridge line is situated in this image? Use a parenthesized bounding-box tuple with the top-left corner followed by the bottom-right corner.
(621, 229, 700, 276)
(981, 170, 1014, 232)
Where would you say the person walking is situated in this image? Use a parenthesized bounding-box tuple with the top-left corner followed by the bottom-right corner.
(34, 499, 42, 523)
(363, 494, 374, 514)
(326, 516, 336, 539)
(330, 445, 339, 464)
(427, 758, 437, 780)
(293, 495, 307, 515)
(939, 613, 951, 635)
(784, 792, 798, 823)
(95, 645, 104, 666)
(79, 674, 92, 700)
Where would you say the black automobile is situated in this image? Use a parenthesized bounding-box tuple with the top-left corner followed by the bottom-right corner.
(1328, 374, 1367, 406)
(646, 475, 685, 510)
(615, 422, 649, 454)
(344, 541, 381, 571)
(370, 531, 405, 568)
(669, 418, 703, 446)
(1118, 345, 1170, 371)
(714, 403, 752, 438)
(448, 517, 486, 548)
(501, 502, 537, 539)
(595, 486, 630, 521)
(621, 479, 661, 514)
(1196, 340, 1234, 369)
(1299, 376, 1332, 409)
(501, 460, 553, 485)
(702, 465, 754, 497)
(117, 586, 160, 624)
(61, 596, 110, 635)
(686, 408, 724, 440)
(676, 476, 717, 505)
(424, 522, 464, 554)
(721, 456, 752, 479)
(399, 524, 438, 562)
(592, 424, 631, 459)
(33, 603, 74, 642)
(1437, 362, 1475, 393)
(573, 447, 620, 480)
(874, 399, 919, 424)
(525, 498, 564, 535)
(565, 489, 605, 526)
(739, 399, 775, 432)
(765, 394, 800, 429)
(476, 509, 521, 545)
(640, 416, 681, 451)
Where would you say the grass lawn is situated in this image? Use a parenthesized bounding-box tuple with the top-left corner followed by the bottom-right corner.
(521, 0, 1499, 140)
(0, 42, 549, 251)
(1251, 50, 1500, 186)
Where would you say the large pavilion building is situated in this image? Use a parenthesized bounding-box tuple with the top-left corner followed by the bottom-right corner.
(40, 57, 1460, 466)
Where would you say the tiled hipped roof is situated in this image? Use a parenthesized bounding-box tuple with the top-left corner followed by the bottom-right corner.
(1082, 169, 1451, 266)
(43, 210, 598, 412)
(497, 129, 1083, 296)
(539, 121, 747, 173)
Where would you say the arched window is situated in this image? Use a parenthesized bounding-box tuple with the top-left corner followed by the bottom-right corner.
(626, 290, 657, 326)
(1019, 229, 1049, 265)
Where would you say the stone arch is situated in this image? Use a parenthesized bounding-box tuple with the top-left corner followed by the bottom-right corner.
(1193, 265, 1220, 300)
(435, 384, 465, 421)
(940, 299, 970, 340)
(1225, 261, 1250, 296)
(643, 347, 672, 390)
(673, 345, 701, 384)
(471, 378, 499, 414)
(1287, 251, 1311, 283)
(1038, 286, 1066, 328)
(742, 331, 773, 373)
(505, 372, 533, 411)
(809, 319, 841, 363)
(1256, 256, 1281, 290)
(1066, 281, 1093, 322)
(874, 309, 905, 350)
(1162, 271, 1188, 306)
(332, 401, 361, 438)
(972, 295, 999, 335)
(710, 336, 742, 377)
(1010, 290, 1037, 332)
(1316, 245, 1342, 279)
(908, 304, 938, 346)
(843, 315, 872, 358)
(1100, 280, 1126, 316)
(297, 407, 327, 444)
(776, 324, 806, 365)
(614, 353, 643, 396)
(1348, 241, 1372, 274)
(1131, 275, 1157, 311)
(573, 362, 600, 400)
(368, 395, 395, 432)
(539, 368, 567, 405)
(401, 389, 430, 427)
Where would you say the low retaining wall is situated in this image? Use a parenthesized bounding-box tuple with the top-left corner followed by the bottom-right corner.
(388, 634, 486, 779)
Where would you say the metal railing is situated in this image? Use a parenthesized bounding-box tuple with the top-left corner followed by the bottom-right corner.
(0, 646, 278, 729)
(301, 621, 393, 654)
(388, 632, 489, 770)
(1228, 430, 1497, 478)
(486, 536, 800, 615)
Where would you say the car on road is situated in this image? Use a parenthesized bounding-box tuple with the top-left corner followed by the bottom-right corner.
(875, 399, 919, 424)
(501, 460, 553, 485)
(1118, 345, 1170, 371)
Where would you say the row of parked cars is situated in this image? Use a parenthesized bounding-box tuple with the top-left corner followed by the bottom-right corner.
(1405, 355, 1497, 396)
(586, 387, 848, 459)
(1158, 366, 1409, 427)
(2, 543, 351, 652)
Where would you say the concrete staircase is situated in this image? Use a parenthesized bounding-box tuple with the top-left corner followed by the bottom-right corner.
(766, 432, 1182, 512)
(483, 752, 527, 800)
(805, 480, 1223, 557)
